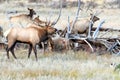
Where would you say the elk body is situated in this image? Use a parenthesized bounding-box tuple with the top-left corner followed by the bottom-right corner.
(52, 37, 70, 51)
(3, 16, 40, 42)
(9, 8, 36, 27)
(72, 14, 100, 34)
(61, 14, 100, 37)
(6, 25, 57, 60)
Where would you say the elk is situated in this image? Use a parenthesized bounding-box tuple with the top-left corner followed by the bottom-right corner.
(28, 0, 62, 51)
(73, 14, 99, 34)
(6, 0, 63, 60)
(59, 0, 100, 37)
(52, 0, 99, 51)
(61, 14, 100, 37)
(33, 16, 47, 26)
(3, 15, 46, 42)
(6, 24, 57, 60)
(9, 8, 36, 27)
(52, 36, 70, 51)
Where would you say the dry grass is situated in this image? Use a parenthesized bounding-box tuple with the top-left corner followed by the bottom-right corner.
(0, 49, 120, 80)
(0, 1, 120, 80)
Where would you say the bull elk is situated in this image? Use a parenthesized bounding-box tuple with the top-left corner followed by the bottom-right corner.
(3, 15, 51, 43)
(9, 8, 36, 27)
(29, 0, 62, 51)
(6, 24, 57, 61)
(6, 0, 62, 60)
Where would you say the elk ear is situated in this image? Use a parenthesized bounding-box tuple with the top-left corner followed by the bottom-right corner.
(28, 8, 32, 10)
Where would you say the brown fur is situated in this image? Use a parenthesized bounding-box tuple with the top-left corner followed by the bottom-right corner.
(72, 14, 100, 34)
(10, 8, 36, 27)
(33, 16, 47, 26)
(61, 14, 100, 36)
(6, 25, 57, 60)
(52, 37, 70, 51)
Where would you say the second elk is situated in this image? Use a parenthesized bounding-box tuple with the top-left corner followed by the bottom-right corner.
(61, 14, 100, 37)
(9, 8, 36, 27)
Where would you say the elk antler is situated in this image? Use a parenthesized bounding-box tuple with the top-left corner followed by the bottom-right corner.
(71, 0, 81, 32)
(45, 17, 50, 26)
(51, 0, 62, 26)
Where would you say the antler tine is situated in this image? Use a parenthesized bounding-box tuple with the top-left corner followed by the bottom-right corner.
(48, 11, 53, 24)
(71, 0, 81, 31)
(51, 0, 62, 26)
(45, 17, 48, 26)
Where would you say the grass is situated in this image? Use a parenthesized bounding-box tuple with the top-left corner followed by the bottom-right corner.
(0, 49, 120, 80)
(0, 1, 120, 80)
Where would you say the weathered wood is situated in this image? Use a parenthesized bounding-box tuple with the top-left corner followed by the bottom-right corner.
(92, 20, 105, 39)
(107, 42, 118, 52)
(71, 0, 81, 31)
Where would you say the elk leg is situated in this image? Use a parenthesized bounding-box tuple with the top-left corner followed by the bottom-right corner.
(10, 42, 17, 59)
(28, 44, 32, 58)
(6, 46, 10, 59)
(6, 40, 16, 59)
(11, 48, 17, 59)
(48, 38, 54, 51)
(33, 45, 37, 61)
(41, 42, 45, 54)
(48, 41, 52, 51)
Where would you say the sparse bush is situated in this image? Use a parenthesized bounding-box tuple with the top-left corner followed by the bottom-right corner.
(114, 64, 120, 71)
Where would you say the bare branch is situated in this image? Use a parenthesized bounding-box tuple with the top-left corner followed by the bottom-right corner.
(92, 20, 105, 39)
(71, 0, 81, 32)
(84, 39, 94, 52)
(65, 16, 70, 39)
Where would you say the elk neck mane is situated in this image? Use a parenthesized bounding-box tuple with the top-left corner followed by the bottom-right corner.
(29, 26, 48, 36)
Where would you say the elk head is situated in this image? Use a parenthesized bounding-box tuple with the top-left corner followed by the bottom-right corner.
(90, 13, 100, 23)
(27, 8, 36, 18)
(45, 23, 57, 35)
